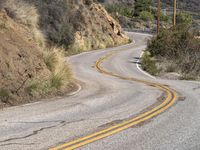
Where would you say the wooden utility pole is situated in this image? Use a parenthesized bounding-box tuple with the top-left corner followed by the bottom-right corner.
(173, 0, 177, 29)
(157, 0, 161, 34)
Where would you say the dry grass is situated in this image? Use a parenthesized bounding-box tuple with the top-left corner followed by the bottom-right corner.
(28, 47, 72, 96)
(1, 0, 45, 47)
(0, 0, 73, 98)
(44, 47, 72, 88)
(1, 0, 72, 85)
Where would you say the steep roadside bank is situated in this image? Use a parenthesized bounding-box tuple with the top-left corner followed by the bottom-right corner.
(0, 0, 130, 108)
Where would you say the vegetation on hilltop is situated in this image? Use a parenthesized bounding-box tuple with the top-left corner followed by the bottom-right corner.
(99, 0, 171, 30)
(100, 0, 199, 30)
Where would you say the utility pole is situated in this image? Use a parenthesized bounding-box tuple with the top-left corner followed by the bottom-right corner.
(173, 0, 177, 29)
(157, 0, 161, 34)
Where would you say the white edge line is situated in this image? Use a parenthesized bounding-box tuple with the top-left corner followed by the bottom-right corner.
(67, 83, 82, 96)
(136, 51, 157, 80)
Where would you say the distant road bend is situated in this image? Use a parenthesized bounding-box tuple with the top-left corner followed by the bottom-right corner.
(0, 33, 200, 150)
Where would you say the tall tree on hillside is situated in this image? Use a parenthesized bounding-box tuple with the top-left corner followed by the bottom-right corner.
(134, 0, 152, 16)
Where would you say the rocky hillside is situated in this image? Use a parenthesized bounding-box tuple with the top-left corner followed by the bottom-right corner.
(1, 0, 129, 54)
(0, 0, 129, 107)
(65, 0, 129, 54)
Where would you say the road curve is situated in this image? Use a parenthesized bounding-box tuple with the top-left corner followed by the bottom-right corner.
(0, 33, 199, 150)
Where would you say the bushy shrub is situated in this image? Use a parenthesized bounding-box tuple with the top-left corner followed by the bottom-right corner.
(105, 4, 133, 18)
(141, 52, 159, 75)
(176, 12, 193, 30)
(160, 13, 170, 22)
(147, 28, 200, 78)
(33, 0, 75, 47)
(0, 89, 9, 103)
(139, 11, 154, 21)
(134, 0, 152, 16)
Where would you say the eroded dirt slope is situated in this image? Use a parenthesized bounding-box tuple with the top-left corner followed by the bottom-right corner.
(0, 10, 50, 107)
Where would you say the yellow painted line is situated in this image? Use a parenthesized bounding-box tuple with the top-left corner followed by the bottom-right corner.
(50, 51, 178, 150)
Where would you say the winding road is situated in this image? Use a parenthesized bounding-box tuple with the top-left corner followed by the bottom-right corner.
(0, 33, 200, 150)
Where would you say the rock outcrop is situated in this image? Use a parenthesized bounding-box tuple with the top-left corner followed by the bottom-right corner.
(69, 1, 129, 52)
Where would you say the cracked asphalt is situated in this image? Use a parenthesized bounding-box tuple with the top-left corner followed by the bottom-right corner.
(0, 33, 200, 150)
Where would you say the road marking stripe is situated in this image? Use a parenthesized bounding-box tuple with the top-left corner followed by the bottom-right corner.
(50, 50, 178, 150)
(64, 91, 176, 150)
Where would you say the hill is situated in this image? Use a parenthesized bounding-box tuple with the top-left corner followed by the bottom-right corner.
(0, 9, 51, 106)
(100, 0, 200, 30)
(0, 0, 129, 107)
(1, 0, 129, 54)
(160, 0, 200, 13)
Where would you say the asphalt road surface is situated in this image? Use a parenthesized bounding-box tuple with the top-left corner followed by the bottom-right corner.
(0, 33, 200, 150)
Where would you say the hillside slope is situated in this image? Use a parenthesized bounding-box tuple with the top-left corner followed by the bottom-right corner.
(0, 9, 51, 107)
(100, 0, 200, 29)
(2, 0, 129, 54)
(0, 0, 129, 107)
(65, 1, 130, 54)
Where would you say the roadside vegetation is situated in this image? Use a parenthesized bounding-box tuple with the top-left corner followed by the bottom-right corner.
(28, 48, 72, 97)
(142, 12, 200, 80)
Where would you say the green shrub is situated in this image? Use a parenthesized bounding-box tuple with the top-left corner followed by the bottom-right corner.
(141, 51, 159, 75)
(139, 11, 154, 21)
(134, 0, 152, 16)
(177, 12, 193, 30)
(160, 13, 170, 22)
(147, 27, 200, 79)
(0, 89, 10, 103)
(0, 22, 7, 30)
(105, 4, 133, 18)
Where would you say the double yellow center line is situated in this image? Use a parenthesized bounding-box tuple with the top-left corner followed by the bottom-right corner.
(50, 51, 177, 150)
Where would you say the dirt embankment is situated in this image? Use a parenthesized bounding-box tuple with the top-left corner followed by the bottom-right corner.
(0, 10, 50, 107)
(0, 0, 129, 108)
